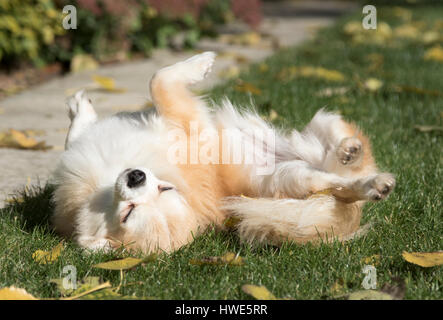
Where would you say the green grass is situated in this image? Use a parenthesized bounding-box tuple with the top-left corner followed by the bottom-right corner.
(1, 5, 442, 300)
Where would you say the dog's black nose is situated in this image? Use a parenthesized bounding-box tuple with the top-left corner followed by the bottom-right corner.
(127, 169, 146, 188)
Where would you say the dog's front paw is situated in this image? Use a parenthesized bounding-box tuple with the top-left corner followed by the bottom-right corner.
(336, 137, 363, 166)
(361, 173, 396, 201)
(66, 90, 96, 122)
(182, 51, 216, 83)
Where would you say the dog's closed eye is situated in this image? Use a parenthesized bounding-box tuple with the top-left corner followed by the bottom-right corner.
(158, 184, 175, 193)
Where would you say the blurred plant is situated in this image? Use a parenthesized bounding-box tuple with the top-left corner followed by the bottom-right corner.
(0, 0, 263, 70)
(0, 0, 65, 68)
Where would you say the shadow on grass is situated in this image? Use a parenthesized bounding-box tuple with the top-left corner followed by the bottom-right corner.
(2, 184, 55, 233)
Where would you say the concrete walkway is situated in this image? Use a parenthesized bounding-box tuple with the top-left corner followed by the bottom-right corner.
(0, 1, 356, 207)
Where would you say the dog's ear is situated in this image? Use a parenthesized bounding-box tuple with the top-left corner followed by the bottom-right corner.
(65, 90, 97, 149)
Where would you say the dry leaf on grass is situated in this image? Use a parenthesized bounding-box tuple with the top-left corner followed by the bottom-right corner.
(32, 241, 64, 265)
(422, 31, 440, 44)
(361, 254, 381, 266)
(414, 125, 443, 133)
(278, 66, 345, 82)
(62, 282, 112, 300)
(235, 82, 261, 95)
(0, 287, 38, 300)
(364, 78, 383, 92)
(190, 252, 244, 266)
(424, 45, 443, 62)
(393, 85, 442, 96)
(0, 129, 51, 150)
(93, 257, 147, 270)
(402, 251, 443, 267)
(50, 276, 100, 297)
(241, 284, 277, 300)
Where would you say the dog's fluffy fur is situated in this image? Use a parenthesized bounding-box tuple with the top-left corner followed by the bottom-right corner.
(52, 52, 395, 252)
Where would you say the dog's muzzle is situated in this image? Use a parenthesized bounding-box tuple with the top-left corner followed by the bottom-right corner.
(127, 169, 146, 188)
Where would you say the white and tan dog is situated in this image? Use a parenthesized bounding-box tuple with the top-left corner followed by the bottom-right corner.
(52, 52, 395, 253)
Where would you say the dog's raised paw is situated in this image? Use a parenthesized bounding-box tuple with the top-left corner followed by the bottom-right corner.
(179, 51, 216, 83)
(364, 173, 396, 201)
(66, 90, 96, 121)
(336, 137, 363, 166)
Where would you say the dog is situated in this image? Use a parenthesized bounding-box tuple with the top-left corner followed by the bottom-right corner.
(51, 52, 395, 253)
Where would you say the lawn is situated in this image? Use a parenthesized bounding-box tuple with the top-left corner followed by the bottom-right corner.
(0, 4, 442, 300)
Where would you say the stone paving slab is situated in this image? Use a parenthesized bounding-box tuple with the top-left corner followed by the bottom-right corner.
(0, 1, 356, 207)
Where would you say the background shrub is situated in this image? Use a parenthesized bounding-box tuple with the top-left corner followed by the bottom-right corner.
(0, 0, 263, 70)
(0, 0, 65, 69)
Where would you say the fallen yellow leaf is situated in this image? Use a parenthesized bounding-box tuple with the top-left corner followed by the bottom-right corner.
(242, 284, 277, 300)
(362, 254, 381, 266)
(190, 252, 244, 266)
(32, 242, 64, 264)
(92, 75, 126, 93)
(422, 31, 440, 44)
(424, 45, 443, 62)
(278, 66, 345, 82)
(0, 129, 51, 150)
(364, 78, 383, 92)
(93, 256, 153, 270)
(414, 125, 443, 132)
(235, 82, 262, 95)
(394, 85, 442, 96)
(0, 287, 37, 300)
(51, 276, 101, 297)
(402, 251, 443, 267)
(62, 282, 112, 300)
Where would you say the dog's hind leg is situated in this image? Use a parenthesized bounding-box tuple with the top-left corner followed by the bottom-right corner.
(65, 90, 97, 149)
(256, 160, 395, 202)
(149, 52, 216, 130)
(295, 109, 378, 177)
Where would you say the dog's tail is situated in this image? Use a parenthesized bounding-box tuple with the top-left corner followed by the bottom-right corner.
(221, 195, 364, 245)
